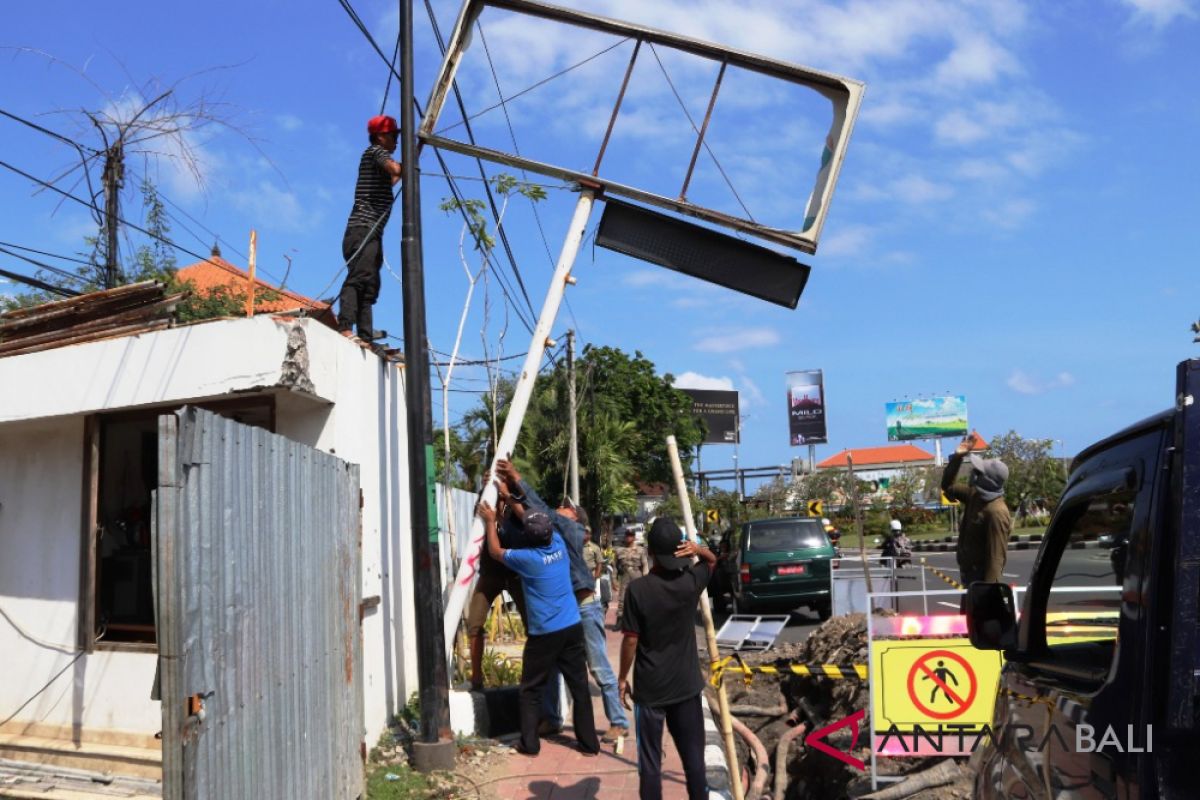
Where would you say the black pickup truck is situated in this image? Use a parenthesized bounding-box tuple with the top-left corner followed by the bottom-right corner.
(966, 359, 1200, 798)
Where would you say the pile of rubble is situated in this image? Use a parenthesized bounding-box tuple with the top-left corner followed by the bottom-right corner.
(724, 614, 974, 799)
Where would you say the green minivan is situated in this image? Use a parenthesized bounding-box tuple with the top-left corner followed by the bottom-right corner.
(715, 516, 835, 619)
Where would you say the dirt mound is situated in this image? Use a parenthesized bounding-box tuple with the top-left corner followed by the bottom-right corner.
(723, 614, 966, 799)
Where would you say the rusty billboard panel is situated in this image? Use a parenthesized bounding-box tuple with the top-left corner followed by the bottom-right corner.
(155, 407, 363, 800)
(419, 0, 865, 253)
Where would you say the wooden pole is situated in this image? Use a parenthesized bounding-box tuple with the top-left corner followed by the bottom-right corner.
(245, 229, 257, 317)
(667, 435, 745, 800)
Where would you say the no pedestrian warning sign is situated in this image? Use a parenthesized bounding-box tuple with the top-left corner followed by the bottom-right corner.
(871, 639, 1002, 757)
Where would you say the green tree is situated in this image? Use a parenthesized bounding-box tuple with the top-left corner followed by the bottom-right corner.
(986, 430, 1068, 518)
(444, 345, 704, 534)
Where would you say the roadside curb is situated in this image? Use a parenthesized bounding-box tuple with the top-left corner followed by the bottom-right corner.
(703, 701, 734, 799)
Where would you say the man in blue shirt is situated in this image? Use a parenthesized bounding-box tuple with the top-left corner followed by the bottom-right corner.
(495, 459, 630, 742)
(478, 498, 600, 756)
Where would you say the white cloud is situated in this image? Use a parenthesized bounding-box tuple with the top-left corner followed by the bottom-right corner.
(1007, 369, 1076, 395)
(891, 174, 955, 204)
(1117, 0, 1197, 28)
(983, 198, 1037, 229)
(673, 371, 735, 391)
(934, 35, 1020, 88)
(622, 269, 676, 288)
(738, 375, 765, 406)
(935, 111, 988, 145)
(276, 114, 304, 132)
(820, 224, 875, 257)
(230, 181, 321, 233)
(694, 327, 780, 353)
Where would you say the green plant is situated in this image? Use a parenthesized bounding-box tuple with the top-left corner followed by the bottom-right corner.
(365, 765, 439, 799)
(480, 648, 522, 687)
(399, 692, 420, 727)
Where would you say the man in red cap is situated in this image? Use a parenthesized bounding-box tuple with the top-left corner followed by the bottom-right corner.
(338, 115, 402, 341)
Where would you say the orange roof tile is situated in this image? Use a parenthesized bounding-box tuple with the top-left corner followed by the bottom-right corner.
(967, 430, 989, 450)
(176, 256, 335, 324)
(817, 444, 935, 469)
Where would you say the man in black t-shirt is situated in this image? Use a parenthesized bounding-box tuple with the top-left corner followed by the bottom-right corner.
(617, 517, 715, 800)
(337, 114, 402, 341)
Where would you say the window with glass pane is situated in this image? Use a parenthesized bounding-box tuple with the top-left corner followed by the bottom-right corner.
(1041, 489, 1132, 678)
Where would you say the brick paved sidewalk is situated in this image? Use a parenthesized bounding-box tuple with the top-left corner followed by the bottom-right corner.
(478, 604, 697, 800)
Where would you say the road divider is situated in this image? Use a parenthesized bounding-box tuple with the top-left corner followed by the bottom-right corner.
(920, 558, 965, 591)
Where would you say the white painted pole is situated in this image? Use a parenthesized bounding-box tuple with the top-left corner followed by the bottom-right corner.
(443, 188, 596, 661)
(667, 435, 745, 800)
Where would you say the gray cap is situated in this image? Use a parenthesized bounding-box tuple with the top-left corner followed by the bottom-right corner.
(968, 455, 1009, 502)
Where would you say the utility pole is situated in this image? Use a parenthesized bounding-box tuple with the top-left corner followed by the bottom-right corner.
(847, 452, 873, 593)
(399, 0, 453, 772)
(567, 329, 581, 506)
(101, 142, 124, 288)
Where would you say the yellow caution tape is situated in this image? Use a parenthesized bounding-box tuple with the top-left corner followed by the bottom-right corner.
(710, 655, 868, 687)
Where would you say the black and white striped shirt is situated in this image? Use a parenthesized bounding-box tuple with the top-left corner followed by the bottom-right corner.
(346, 145, 396, 231)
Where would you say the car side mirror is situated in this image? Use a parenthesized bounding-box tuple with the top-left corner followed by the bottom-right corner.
(965, 582, 1018, 651)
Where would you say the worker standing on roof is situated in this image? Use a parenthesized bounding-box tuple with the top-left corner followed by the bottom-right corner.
(337, 115, 402, 342)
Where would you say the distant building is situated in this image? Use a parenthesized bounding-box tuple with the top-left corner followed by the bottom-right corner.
(816, 432, 989, 504)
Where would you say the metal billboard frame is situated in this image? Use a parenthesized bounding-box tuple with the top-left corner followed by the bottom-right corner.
(419, 0, 865, 253)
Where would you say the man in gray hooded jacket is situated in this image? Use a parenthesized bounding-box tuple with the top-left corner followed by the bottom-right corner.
(941, 434, 1013, 584)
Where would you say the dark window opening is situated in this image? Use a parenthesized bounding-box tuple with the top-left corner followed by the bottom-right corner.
(89, 398, 274, 647)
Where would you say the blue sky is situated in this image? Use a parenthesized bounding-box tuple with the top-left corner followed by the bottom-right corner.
(3, 0, 1198, 486)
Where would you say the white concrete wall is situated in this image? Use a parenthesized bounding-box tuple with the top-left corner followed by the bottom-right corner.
(0, 317, 419, 749)
(0, 417, 161, 736)
(285, 319, 417, 745)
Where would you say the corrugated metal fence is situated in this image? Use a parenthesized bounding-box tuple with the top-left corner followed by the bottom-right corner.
(155, 407, 363, 800)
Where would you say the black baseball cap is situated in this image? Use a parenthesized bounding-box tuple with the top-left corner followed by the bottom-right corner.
(523, 511, 553, 546)
(647, 517, 689, 570)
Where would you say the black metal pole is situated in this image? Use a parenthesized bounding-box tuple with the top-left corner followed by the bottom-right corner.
(399, 0, 452, 748)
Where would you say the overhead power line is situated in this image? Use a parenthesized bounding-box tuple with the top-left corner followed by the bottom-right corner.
(333, 0, 538, 335)
(0, 266, 79, 297)
(0, 245, 89, 285)
(0, 158, 235, 272)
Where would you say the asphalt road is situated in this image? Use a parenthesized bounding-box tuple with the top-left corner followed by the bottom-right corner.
(708, 545, 1120, 649)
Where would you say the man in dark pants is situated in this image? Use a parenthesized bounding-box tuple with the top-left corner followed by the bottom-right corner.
(618, 517, 714, 800)
(338, 114, 402, 341)
(477, 501, 600, 756)
(493, 460, 630, 741)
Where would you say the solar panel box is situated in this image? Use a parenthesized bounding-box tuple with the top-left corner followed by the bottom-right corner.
(596, 198, 811, 309)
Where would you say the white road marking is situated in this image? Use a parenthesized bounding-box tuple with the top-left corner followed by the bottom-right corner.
(937, 602, 960, 609)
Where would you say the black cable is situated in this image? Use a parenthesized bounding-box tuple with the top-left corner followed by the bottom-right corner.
(0, 108, 100, 154)
(1, 108, 104, 224)
(0, 158, 283, 287)
(0, 246, 89, 284)
(0, 240, 91, 266)
(126, 164, 250, 262)
(432, 37, 631, 137)
(0, 652, 84, 727)
(334, 0, 539, 334)
(647, 43, 754, 222)
(0, 266, 80, 298)
(422, 0, 537, 321)
(474, 20, 584, 338)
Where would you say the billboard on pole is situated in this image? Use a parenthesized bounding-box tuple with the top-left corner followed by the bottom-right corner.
(786, 370, 828, 445)
(886, 396, 968, 441)
(680, 388, 740, 444)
